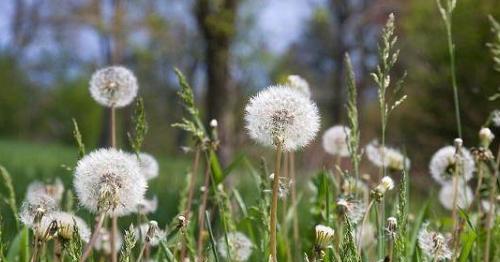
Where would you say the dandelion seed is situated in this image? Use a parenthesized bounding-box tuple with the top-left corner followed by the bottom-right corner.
(74, 148, 147, 216)
(438, 183, 473, 210)
(336, 198, 366, 224)
(37, 211, 90, 242)
(245, 85, 320, 151)
(94, 228, 123, 254)
(322, 125, 351, 157)
(286, 75, 311, 97)
(429, 146, 475, 185)
(26, 179, 64, 204)
(418, 223, 452, 260)
(89, 66, 138, 108)
(365, 141, 410, 171)
(19, 195, 59, 227)
(355, 223, 375, 249)
(217, 232, 253, 262)
(135, 221, 166, 246)
(132, 152, 160, 180)
(315, 224, 335, 249)
(137, 196, 158, 214)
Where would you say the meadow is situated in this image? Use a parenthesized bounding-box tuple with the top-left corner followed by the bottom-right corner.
(0, 2, 500, 262)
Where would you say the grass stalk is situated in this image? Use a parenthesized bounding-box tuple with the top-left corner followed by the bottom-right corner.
(81, 213, 106, 262)
(484, 147, 500, 261)
(290, 153, 301, 256)
(196, 159, 212, 260)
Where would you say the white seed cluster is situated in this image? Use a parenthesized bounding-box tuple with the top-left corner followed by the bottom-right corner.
(322, 125, 351, 157)
(429, 145, 475, 185)
(438, 183, 473, 210)
(366, 141, 410, 171)
(355, 223, 375, 249)
(286, 75, 311, 97)
(89, 66, 138, 108)
(336, 198, 366, 224)
(315, 224, 335, 249)
(37, 211, 90, 242)
(137, 196, 158, 214)
(132, 152, 160, 180)
(418, 224, 452, 260)
(217, 232, 253, 261)
(94, 228, 123, 254)
(245, 85, 320, 151)
(26, 179, 64, 204)
(74, 148, 147, 216)
(135, 221, 166, 246)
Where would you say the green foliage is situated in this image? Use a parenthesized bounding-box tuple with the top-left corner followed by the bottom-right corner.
(340, 216, 359, 261)
(0, 165, 18, 231)
(6, 227, 29, 262)
(394, 171, 409, 260)
(72, 118, 86, 159)
(66, 223, 83, 262)
(120, 225, 137, 262)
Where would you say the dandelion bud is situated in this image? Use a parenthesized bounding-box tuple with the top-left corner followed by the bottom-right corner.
(178, 215, 188, 228)
(479, 127, 494, 147)
(386, 217, 397, 239)
(371, 176, 394, 201)
(315, 224, 335, 249)
(454, 138, 463, 150)
(210, 119, 218, 128)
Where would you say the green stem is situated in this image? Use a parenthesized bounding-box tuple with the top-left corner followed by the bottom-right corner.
(269, 143, 283, 262)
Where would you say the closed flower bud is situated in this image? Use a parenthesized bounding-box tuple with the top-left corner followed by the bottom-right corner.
(315, 224, 335, 249)
(479, 127, 494, 147)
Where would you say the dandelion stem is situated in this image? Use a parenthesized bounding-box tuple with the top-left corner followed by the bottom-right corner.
(358, 200, 375, 254)
(110, 106, 118, 262)
(81, 213, 106, 262)
(270, 142, 283, 262)
(446, 18, 462, 138)
(53, 238, 63, 262)
(290, 153, 301, 256)
(180, 148, 201, 261)
(196, 159, 212, 260)
(136, 240, 149, 262)
(484, 147, 500, 261)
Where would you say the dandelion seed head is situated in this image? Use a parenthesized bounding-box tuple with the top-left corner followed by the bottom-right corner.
(418, 223, 452, 260)
(137, 196, 158, 214)
(322, 125, 351, 157)
(366, 141, 410, 171)
(217, 232, 253, 261)
(386, 217, 397, 239)
(429, 146, 475, 185)
(26, 179, 64, 204)
(479, 127, 495, 146)
(89, 66, 138, 108)
(336, 198, 366, 224)
(286, 75, 311, 97)
(492, 110, 500, 127)
(355, 223, 375, 249)
(438, 183, 473, 210)
(37, 211, 90, 242)
(74, 148, 147, 216)
(245, 85, 320, 151)
(132, 152, 159, 180)
(315, 224, 335, 249)
(94, 228, 123, 254)
(135, 221, 166, 246)
(341, 177, 368, 197)
(19, 195, 59, 227)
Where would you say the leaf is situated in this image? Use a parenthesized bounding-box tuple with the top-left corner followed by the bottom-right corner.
(458, 230, 476, 262)
(408, 200, 429, 259)
(223, 153, 246, 178)
(7, 227, 29, 262)
(209, 150, 224, 184)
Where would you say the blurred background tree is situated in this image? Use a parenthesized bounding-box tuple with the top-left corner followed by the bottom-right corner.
(0, 0, 498, 172)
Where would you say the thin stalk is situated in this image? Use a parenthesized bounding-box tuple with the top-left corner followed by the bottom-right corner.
(445, 20, 462, 138)
(451, 172, 459, 235)
(196, 160, 212, 260)
(54, 238, 63, 262)
(136, 241, 148, 262)
(290, 153, 301, 256)
(388, 238, 394, 262)
(281, 153, 292, 261)
(81, 213, 106, 262)
(180, 148, 201, 261)
(269, 143, 283, 262)
(358, 200, 375, 254)
(110, 106, 117, 262)
(484, 147, 500, 261)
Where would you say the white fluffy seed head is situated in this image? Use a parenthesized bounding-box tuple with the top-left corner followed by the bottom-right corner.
(355, 223, 375, 249)
(336, 198, 366, 224)
(74, 148, 147, 216)
(89, 66, 138, 108)
(245, 85, 320, 151)
(137, 196, 158, 214)
(132, 152, 160, 180)
(37, 211, 90, 242)
(322, 125, 351, 157)
(418, 223, 453, 260)
(429, 146, 475, 185)
(479, 127, 495, 147)
(94, 228, 122, 254)
(135, 222, 166, 246)
(366, 141, 410, 171)
(217, 232, 253, 261)
(19, 194, 59, 227)
(26, 179, 64, 205)
(438, 183, 473, 210)
(492, 110, 500, 127)
(315, 224, 335, 248)
(286, 75, 311, 97)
